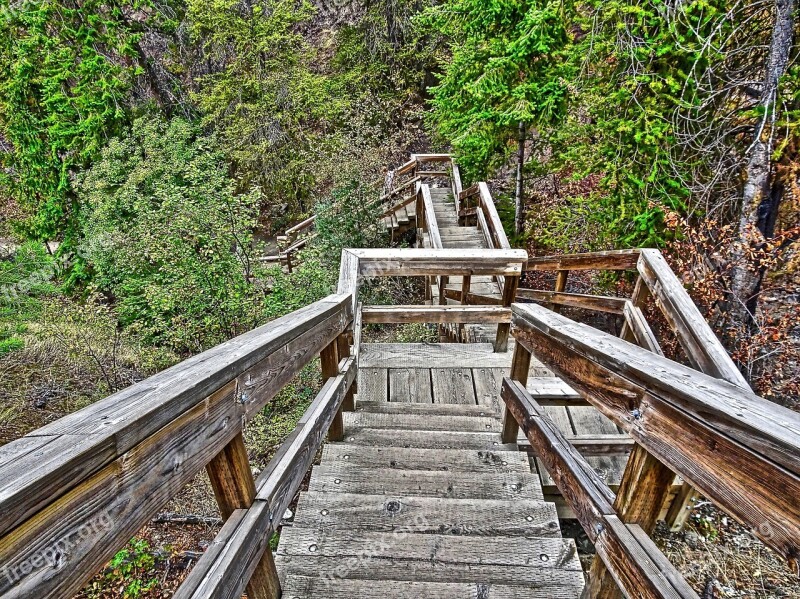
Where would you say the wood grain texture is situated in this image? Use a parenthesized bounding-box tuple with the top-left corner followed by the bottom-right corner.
(512, 303, 800, 567)
(351, 248, 527, 278)
(361, 305, 511, 324)
(343, 411, 499, 432)
(388, 368, 433, 403)
(431, 368, 477, 405)
(0, 294, 352, 538)
(359, 343, 513, 369)
(516, 289, 627, 314)
(527, 250, 640, 271)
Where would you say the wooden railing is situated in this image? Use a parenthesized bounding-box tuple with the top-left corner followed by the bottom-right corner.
(274, 215, 317, 272)
(0, 294, 355, 598)
(0, 246, 526, 598)
(501, 303, 800, 596)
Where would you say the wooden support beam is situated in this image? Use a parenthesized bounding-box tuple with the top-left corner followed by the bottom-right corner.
(515, 290, 629, 315)
(206, 434, 280, 599)
(350, 248, 528, 278)
(321, 338, 343, 441)
(501, 343, 531, 443)
(551, 269, 568, 314)
(620, 275, 651, 342)
(588, 445, 676, 598)
(442, 287, 502, 305)
(623, 301, 663, 355)
(494, 274, 519, 352)
(501, 379, 698, 599)
(361, 305, 510, 324)
(527, 249, 641, 271)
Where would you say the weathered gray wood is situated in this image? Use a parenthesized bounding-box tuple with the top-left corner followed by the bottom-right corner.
(358, 368, 388, 402)
(308, 465, 543, 500)
(283, 576, 582, 599)
(388, 368, 433, 403)
(292, 492, 561, 537)
(478, 182, 512, 250)
(516, 289, 627, 314)
(0, 294, 352, 538)
(350, 248, 527, 277)
(512, 303, 800, 566)
(320, 445, 530, 474)
(359, 343, 513, 369)
(528, 250, 641, 271)
(0, 382, 241, 598)
(623, 300, 663, 355)
(337, 251, 360, 314)
(501, 379, 696, 599)
(431, 368, 477, 405)
(637, 249, 749, 388)
(502, 342, 531, 443)
(421, 184, 443, 249)
(341, 428, 517, 451)
(473, 367, 506, 414)
(343, 411, 499, 433)
(361, 305, 510, 324)
(356, 400, 492, 417)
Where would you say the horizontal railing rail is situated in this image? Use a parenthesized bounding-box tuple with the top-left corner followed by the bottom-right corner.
(501, 303, 800, 592)
(0, 293, 354, 598)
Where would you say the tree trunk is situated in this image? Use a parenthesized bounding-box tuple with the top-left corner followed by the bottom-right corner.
(514, 121, 526, 236)
(728, 0, 796, 329)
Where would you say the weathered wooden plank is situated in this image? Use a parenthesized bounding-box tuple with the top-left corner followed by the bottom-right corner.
(292, 492, 561, 537)
(623, 300, 663, 355)
(527, 250, 641, 271)
(337, 251, 360, 313)
(278, 529, 581, 577)
(320, 445, 531, 474)
(637, 249, 748, 388)
(512, 303, 800, 566)
(473, 367, 506, 414)
(362, 305, 510, 324)
(516, 289, 627, 314)
(342, 428, 517, 451)
(0, 294, 352, 538)
(308, 465, 543, 500)
(388, 368, 433, 403)
(358, 368, 388, 402)
(344, 411, 498, 432)
(356, 400, 491, 417)
(0, 382, 241, 598)
(359, 343, 513, 369)
(282, 576, 582, 599)
(420, 184, 443, 249)
(478, 182, 511, 250)
(442, 288, 502, 305)
(351, 248, 528, 277)
(431, 368, 477, 405)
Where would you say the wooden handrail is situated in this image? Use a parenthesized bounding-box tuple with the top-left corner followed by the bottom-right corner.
(420, 184, 443, 249)
(0, 294, 354, 597)
(345, 248, 527, 277)
(361, 305, 511, 324)
(527, 250, 641, 271)
(505, 302, 800, 572)
(502, 378, 698, 599)
(478, 182, 511, 250)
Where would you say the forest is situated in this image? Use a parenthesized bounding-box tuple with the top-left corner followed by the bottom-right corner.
(0, 0, 798, 596)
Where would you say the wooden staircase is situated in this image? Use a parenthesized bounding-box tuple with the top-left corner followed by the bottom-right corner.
(1, 153, 798, 599)
(276, 343, 584, 597)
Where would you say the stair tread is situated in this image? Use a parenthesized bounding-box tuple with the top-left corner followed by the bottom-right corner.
(320, 444, 531, 474)
(308, 464, 544, 500)
(344, 411, 501, 433)
(341, 427, 517, 450)
(281, 576, 582, 598)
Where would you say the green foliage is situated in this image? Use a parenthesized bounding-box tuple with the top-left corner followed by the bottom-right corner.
(421, 0, 568, 181)
(0, 0, 140, 244)
(101, 538, 158, 598)
(0, 337, 23, 355)
(77, 115, 263, 353)
(188, 0, 337, 217)
(313, 179, 387, 268)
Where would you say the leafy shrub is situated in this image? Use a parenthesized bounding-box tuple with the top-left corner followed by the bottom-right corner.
(78, 116, 264, 353)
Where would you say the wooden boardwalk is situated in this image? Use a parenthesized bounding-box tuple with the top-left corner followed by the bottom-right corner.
(276, 343, 585, 597)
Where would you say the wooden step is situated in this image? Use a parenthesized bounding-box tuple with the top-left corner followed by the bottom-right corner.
(355, 400, 495, 418)
(344, 411, 501, 433)
(282, 576, 583, 599)
(341, 427, 517, 451)
(289, 492, 562, 537)
(320, 444, 531, 474)
(308, 464, 543, 500)
(359, 343, 513, 368)
(277, 529, 583, 587)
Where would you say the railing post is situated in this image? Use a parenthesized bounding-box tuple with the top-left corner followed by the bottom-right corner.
(322, 338, 346, 441)
(587, 445, 675, 598)
(459, 275, 471, 342)
(620, 275, 650, 341)
(494, 274, 519, 352)
(206, 434, 280, 599)
(551, 269, 568, 314)
(501, 342, 531, 443)
(337, 332, 355, 411)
